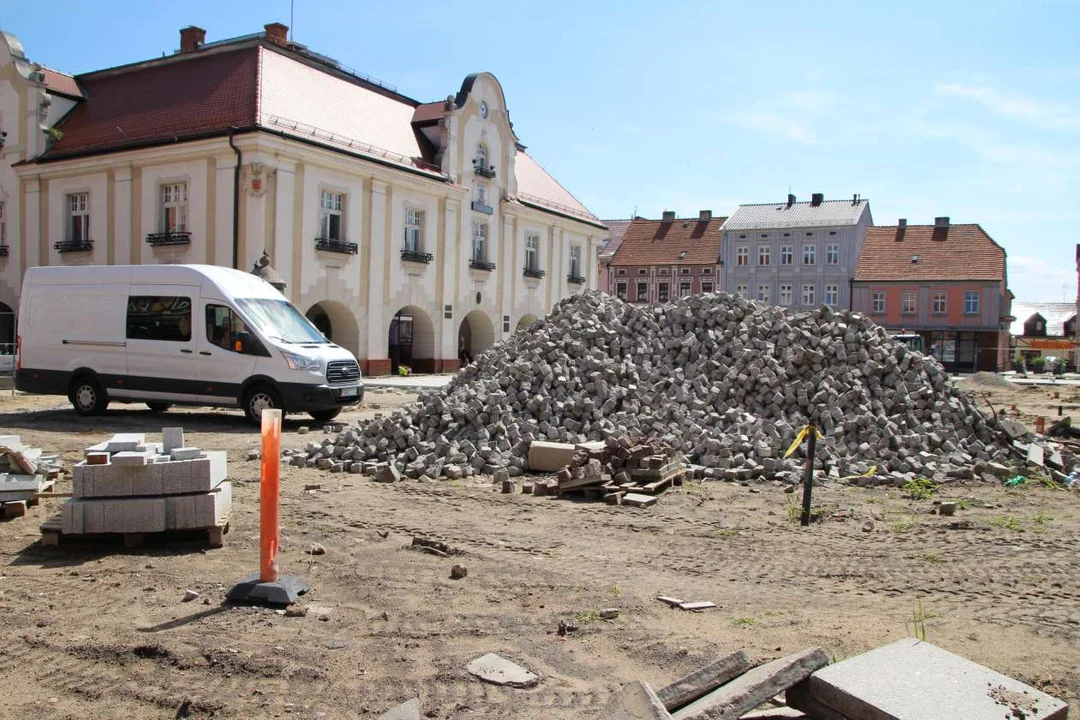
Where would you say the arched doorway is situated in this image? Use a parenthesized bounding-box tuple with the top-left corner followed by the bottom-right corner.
(458, 310, 495, 365)
(515, 314, 538, 333)
(304, 301, 360, 355)
(388, 305, 435, 374)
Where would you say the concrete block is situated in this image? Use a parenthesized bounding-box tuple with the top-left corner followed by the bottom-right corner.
(162, 427, 185, 455)
(0, 474, 42, 493)
(791, 638, 1068, 720)
(672, 647, 829, 720)
(623, 493, 658, 507)
(657, 651, 752, 711)
(187, 451, 228, 492)
(111, 451, 152, 467)
(171, 447, 203, 461)
(599, 681, 674, 719)
(162, 460, 191, 491)
(528, 440, 577, 472)
(105, 433, 145, 453)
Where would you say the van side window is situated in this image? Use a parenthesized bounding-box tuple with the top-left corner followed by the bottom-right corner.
(126, 296, 191, 342)
(206, 304, 259, 355)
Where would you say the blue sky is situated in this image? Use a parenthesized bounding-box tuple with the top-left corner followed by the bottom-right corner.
(5, 1, 1079, 301)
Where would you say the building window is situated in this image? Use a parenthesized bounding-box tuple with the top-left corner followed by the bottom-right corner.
(736, 246, 749, 266)
(757, 284, 770, 303)
(405, 208, 423, 252)
(703, 267, 713, 275)
(319, 190, 344, 241)
(735, 284, 747, 297)
(525, 233, 539, 271)
(472, 222, 488, 261)
(964, 291, 979, 314)
(932, 291, 947, 314)
(570, 245, 582, 278)
(616, 281, 627, 300)
(872, 292, 885, 313)
(780, 284, 792, 305)
(679, 267, 690, 275)
(802, 283, 816, 306)
(780, 245, 793, 266)
(759, 246, 771, 266)
(617, 269, 627, 275)
(826, 243, 839, 265)
(475, 143, 487, 169)
(658, 282, 669, 302)
(161, 183, 188, 233)
(824, 284, 838, 306)
(701, 281, 713, 293)
(902, 292, 916, 314)
(68, 192, 90, 243)
(680, 281, 692, 297)
(636, 281, 648, 302)
(659, 268, 669, 275)
(638, 268, 648, 275)
(803, 245, 816, 265)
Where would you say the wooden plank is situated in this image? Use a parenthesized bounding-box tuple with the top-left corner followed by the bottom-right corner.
(656, 651, 753, 712)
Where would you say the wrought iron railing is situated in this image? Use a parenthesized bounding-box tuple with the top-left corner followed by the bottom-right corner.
(470, 258, 496, 271)
(401, 249, 433, 263)
(523, 267, 545, 279)
(55, 239, 93, 253)
(567, 274, 586, 285)
(315, 237, 358, 255)
(474, 164, 496, 179)
(146, 231, 191, 246)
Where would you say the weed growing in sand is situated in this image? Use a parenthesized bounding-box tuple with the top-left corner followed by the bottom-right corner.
(955, 499, 971, 510)
(891, 519, 912, 533)
(923, 553, 942, 564)
(785, 497, 824, 524)
(991, 515, 1024, 532)
(712, 527, 740, 538)
(903, 477, 937, 501)
(1031, 513, 1053, 533)
(906, 598, 939, 641)
(729, 617, 758, 628)
(574, 610, 602, 624)
(608, 585, 621, 598)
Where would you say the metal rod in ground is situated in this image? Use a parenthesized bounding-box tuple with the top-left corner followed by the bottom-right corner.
(800, 423, 817, 527)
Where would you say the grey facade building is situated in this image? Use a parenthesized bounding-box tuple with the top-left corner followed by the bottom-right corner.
(721, 193, 871, 310)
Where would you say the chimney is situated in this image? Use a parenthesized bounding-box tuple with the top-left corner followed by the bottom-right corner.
(898, 218, 907, 228)
(264, 22, 289, 45)
(934, 216, 950, 228)
(787, 193, 796, 208)
(699, 210, 712, 222)
(179, 26, 207, 54)
(661, 211, 676, 224)
(811, 192, 824, 207)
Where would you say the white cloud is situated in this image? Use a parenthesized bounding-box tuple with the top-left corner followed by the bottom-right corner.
(1009, 255, 1077, 302)
(786, 90, 835, 113)
(732, 112, 817, 144)
(908, 119, 1079, 170)
(936, 83, 1080, 131)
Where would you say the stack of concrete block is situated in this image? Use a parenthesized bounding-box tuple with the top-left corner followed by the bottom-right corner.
(297, 291, 1028, 483)
(60, 429, 231, 535)
(0, 435, 59, 514)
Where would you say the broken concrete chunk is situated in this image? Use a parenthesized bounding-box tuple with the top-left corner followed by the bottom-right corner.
(623, 493, 658, 507)
(377, 697, 421, 720)
(790, 638, 1068, 720)
(656, 650, 752, 712)
(599, 681, 674, 720)
(465, 653, 539, 688)
(672, 647, 829, 720)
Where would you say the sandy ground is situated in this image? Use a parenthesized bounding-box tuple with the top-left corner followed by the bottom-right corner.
(0, 381, 1077, 719)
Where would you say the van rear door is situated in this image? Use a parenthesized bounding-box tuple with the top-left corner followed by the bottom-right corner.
(118, 288, 199, 402)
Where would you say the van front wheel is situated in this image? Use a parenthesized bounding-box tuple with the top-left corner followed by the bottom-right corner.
(243, 384, 283, 424)
(71, 376, 109, 416)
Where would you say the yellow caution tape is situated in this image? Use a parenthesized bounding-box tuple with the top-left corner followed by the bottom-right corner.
(784, 424, 824, 458)
(838, 465, 878, 481)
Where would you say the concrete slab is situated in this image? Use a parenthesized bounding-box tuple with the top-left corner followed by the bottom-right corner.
(0, 474, 42, 492)
(111, 451, 152, 466)
(623, 493, 658, 507)
(673, 647, 829, 720)
(1028, 443, 1045, 467)
(528, 441, 577, 472)
(793, 638, 1068, 720)
(377, 698, 421, 720)
(656, 651, 751, 711)
(599, 681, 674, 719)
(162, 427, 185, 455)
(0, 435, 23, 450)
(465, 653, 540, 688)
(171, 447, 203, 461)
(105, 433, 145, 453)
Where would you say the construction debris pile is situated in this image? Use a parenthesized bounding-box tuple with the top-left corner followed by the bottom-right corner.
(301, 291, 1020, 482)
(0, 435, 61, 518)
(42, 429, 232, 546)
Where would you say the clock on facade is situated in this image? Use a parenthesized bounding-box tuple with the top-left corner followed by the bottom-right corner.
(479, 101, 488, 119)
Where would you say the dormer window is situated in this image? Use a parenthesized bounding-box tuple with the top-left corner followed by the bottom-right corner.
(474, 143, 496, 178)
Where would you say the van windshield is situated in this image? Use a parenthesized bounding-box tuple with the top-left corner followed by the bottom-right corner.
(235, 298, 328, 344)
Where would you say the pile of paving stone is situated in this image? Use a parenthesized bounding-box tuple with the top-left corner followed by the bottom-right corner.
(294, 291, 1019, 483)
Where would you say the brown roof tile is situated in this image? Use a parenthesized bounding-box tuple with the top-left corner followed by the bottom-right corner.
(856, 224, 1006, 282)
(43, 47, 258, 158)
(610, 217, 726, 266)
(42, 68, 82, 99)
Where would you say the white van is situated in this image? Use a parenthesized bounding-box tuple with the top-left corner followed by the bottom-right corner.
(16, 264, 364, 423)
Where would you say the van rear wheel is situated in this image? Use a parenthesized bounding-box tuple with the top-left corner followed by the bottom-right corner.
(309, 408, 343, 423)
(146, 403, 172, 413)
(71, 376, 109, 416)
(243, 384, 283, 424)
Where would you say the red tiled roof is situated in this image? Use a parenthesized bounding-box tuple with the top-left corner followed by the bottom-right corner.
(610, 216, 726, 266)
(42, 47, 258, 158)
(600, 219, 632, 256)
(41, 68, 82, 99)
(856, 224, 1006, 282)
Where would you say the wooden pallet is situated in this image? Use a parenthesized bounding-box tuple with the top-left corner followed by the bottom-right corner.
(39, 511, 230, 549)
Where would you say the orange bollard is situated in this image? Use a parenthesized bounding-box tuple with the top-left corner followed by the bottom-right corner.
(259, 408, 282, 584)
(1035, 416, 1046, 435)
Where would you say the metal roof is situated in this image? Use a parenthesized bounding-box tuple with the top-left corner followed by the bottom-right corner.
(722, 199, 870, 231)
(1010, 302, 1077, 337)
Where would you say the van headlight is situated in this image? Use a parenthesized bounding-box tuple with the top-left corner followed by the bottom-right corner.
(282, 352, 322, 372)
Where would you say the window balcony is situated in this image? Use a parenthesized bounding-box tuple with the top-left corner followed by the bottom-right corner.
(523, 267, 546, 279)
(146, 231, 191, 247)
(470, 258, 496, 272)
(473, 163, 496, 179)
(0, 246, 8, 258)
(401, 248, 433, 264)
(567, 274, 586, 285)
(471, 201, 494, 215)
(55, 239, 93, 253)
(315, 237, 358, 255)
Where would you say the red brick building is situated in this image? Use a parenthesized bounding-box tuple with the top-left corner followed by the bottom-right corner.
(853, 218, 1012, 372)
(607, 211, 725, 303)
